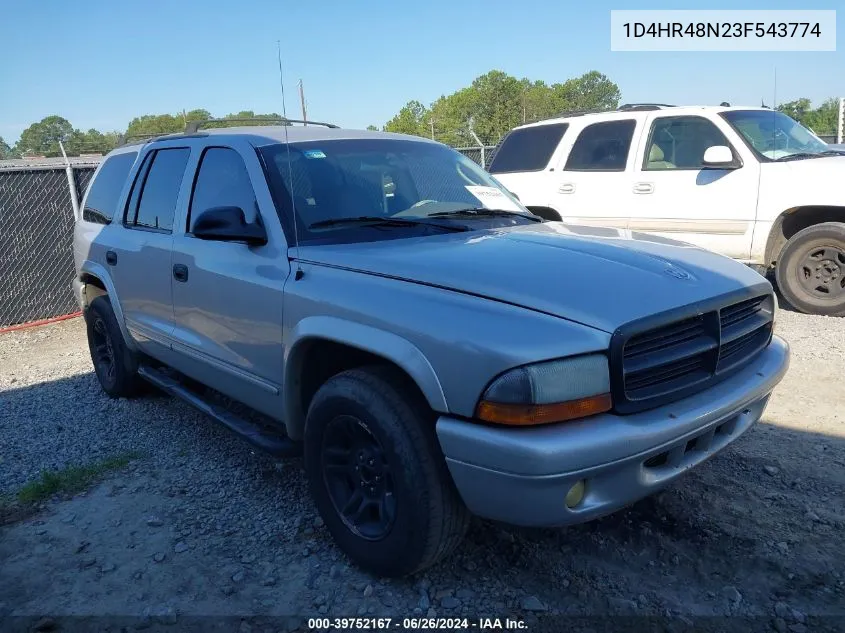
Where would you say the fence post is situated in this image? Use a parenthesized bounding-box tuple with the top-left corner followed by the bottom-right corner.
(59, 141, 80, 220)
(467, 117, 486, 169)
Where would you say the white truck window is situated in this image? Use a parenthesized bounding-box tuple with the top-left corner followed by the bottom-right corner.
(564, 120, 636, 172)
(643, 116, 733, 171)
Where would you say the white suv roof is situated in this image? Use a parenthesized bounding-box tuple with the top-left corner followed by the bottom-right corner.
(515, 104, 770, 130)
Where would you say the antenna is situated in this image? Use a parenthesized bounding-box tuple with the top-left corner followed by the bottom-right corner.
(278, 40, 303, 280)
(298, 79, 307, 126)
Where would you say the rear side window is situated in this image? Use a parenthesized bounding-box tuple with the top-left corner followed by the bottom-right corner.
(125, 148, 190, 232)
(488, 123, 568, 173)
(82, 152, 137, 224)
(189, 147, 257, 231)
(564, 120, 636, 171)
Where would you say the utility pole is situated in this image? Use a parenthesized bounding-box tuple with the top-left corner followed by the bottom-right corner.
(298, 79, 307, 125)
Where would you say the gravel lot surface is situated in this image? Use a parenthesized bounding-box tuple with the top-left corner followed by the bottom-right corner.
(1, 307, 844, 631)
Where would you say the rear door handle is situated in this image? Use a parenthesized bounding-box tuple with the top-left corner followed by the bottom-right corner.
(633, 182, 654, 194)
(558, 183, 576, 194)
(173, 264, 189, 283)
(105, 250, 117, 266)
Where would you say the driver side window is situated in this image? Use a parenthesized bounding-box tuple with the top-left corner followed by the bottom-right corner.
(189, 147, 258, 232)
(644, 116, 733, 171)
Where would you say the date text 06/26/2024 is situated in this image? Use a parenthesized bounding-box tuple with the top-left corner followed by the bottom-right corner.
(307, 617, 528, 631)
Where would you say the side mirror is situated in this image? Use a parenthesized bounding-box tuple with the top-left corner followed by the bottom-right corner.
(192, 206, 267, 245)
(702, 145, 739, 169)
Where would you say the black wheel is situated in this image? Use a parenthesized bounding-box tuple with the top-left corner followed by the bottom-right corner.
(776, 222, 845, 316)
(304, 367, 469, 576)
(85, 296, 144, 397)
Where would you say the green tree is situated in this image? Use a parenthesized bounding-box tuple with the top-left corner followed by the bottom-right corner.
(383, 70, 621, 146)
(552, 71, 621, 113)
(366, 125, 379, 131)
(66, 128, 120, 155)
(777, 98, 839, 135)
(0, 136, 16, 159)
(384, 100, 428, 137)
(16, 115, 74, 156)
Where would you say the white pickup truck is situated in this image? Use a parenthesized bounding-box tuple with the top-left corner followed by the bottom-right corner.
(491, 104, 845, 316)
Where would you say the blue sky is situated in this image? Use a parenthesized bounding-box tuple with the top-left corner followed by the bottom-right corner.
(1, 0, 842, 143)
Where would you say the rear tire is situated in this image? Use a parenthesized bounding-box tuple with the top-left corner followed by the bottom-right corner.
(304, 366, 469, 576)
(775, 222, 845, 316)
(85, 296, 144, 397)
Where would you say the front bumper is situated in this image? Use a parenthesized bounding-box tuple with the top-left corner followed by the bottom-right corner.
(436, 335, 789, 527)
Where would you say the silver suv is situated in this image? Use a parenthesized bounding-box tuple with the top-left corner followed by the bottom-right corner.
(73, 122, 789, 576)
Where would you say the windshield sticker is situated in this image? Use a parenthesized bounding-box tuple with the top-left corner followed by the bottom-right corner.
(465, 185, 522, 212)
(303, 149, 326, 159)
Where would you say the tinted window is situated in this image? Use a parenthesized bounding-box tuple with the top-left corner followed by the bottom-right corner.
(130, 148, 190, 231)
(82, 152, 137, 224)
(488, 123, 568, 173)
(644, 116, 732, 170)
(189, 147, 257, 231)
(564, 120, 636, 171)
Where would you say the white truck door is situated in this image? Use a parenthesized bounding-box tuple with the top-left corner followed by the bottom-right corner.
(549, 118, 643, 229)
(626, 113, 760, 260)
(488, 122, 569, 215)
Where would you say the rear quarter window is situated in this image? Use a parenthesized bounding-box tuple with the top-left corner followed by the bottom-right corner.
(488, 123, 568, 174)
(82, 152, 138, 224)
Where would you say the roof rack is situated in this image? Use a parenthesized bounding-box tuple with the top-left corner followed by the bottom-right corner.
(117, 132, 193, 147)
(617, 103, 676, 111)
(184, 117, 339, 134)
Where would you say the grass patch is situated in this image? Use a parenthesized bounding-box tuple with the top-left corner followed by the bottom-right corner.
(16, 453, 140, 505)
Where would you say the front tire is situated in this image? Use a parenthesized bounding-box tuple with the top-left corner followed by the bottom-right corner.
(85, 296, 144, 397)
(776, 222, 845, 316)
(304, 367, 469, 576)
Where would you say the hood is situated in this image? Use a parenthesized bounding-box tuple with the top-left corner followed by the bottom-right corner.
(295, 222, 771, 333)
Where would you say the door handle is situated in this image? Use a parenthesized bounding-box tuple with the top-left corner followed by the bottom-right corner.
(633, 182, 654, 194)
(172, 264, 189, 283)
(105, 250, 117, 266)
(558, 183, 576, 194)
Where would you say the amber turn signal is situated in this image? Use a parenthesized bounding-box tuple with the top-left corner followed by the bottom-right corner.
(476, 393, 612, 426)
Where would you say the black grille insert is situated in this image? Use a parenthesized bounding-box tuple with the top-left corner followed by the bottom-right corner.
(615, 292, 774, 413)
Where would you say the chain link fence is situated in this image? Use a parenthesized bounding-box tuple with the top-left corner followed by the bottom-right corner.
(0, 162, 98, 328)
(454, 145, 498, 169)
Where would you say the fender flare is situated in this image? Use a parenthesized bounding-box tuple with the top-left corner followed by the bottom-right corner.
(79, 260, 137, 351)
(282, 316, 448, 440)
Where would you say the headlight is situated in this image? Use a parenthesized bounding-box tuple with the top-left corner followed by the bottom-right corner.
(475, 354, 612, 426)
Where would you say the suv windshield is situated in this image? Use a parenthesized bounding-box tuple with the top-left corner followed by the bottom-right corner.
(722, 110, 829, 161)
(260, 139, 534, 243)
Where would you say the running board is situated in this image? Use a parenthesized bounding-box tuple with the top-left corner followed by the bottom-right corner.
(137, 365, 301, 457)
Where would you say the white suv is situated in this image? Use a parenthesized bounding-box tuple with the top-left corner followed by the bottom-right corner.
(490, 104, 845, 316)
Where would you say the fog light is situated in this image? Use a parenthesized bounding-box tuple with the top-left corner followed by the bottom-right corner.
(565, 480, 586, 508)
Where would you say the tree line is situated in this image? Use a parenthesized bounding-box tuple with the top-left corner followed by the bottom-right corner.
(0, 70, 840, 159)
(382, 70, 622, 146)
(0, 110, 284, 159)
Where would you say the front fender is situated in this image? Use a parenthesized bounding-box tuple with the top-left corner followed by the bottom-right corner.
(78, 260, 137, 351)
(283, 316, 447, 440)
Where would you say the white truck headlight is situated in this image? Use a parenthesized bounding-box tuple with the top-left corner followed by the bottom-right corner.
(476, 354, 612, 426)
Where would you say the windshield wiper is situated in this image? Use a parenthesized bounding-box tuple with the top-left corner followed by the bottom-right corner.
(427, 208, 542, 222)
(308, 216, 466, 232)
(774, 152, 833, 162)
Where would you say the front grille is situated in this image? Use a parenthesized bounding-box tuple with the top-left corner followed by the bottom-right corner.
(614, 292, 774, 413)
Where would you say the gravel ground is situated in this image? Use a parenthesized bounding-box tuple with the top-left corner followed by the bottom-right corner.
(1, 307, 844, 632)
